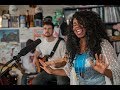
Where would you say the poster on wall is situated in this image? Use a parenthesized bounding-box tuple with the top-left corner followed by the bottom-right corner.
(29, 27, 44, 40)
(29, 27, 60, 40)
(0, 28, 20, 65)
(19, 28, 34, 42)
(0, 28, 19, 43)
(0, 42, 21, 64)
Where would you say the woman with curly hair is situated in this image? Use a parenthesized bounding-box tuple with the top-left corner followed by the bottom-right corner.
(39, 11, 120, 85)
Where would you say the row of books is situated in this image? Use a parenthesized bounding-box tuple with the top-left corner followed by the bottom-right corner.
(91, 6, 120, 23)
(64, 5, 120, 23)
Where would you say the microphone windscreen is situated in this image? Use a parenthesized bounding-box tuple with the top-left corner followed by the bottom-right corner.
(3, 39, 41, 68)
(19, 39, 41, 56)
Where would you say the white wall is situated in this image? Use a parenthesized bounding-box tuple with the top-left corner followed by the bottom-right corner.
(0, 5, 97, 17)
(0, 5, 71, 17)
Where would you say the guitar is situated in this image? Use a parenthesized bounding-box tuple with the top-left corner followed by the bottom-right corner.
(37, 55, 49, 62)
(38, 55, 68, 68)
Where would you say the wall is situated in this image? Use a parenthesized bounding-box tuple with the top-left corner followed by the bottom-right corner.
(0, 5, 71, 17)
(0, 5, 97, 17)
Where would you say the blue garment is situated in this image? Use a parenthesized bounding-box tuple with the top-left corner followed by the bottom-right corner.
(74, 53, 87, 74)
(73, 52, 106, 85)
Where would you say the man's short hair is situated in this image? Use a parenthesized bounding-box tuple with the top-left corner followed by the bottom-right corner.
(44, 16, 52, 22)
(43, 21, 54, 29)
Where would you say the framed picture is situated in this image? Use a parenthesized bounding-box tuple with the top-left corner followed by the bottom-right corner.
(0, 28, 20, 43)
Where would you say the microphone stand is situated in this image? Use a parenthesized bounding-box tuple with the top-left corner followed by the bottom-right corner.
(0, 59, 20, 85)
(0, 54, 21, 73)
(0, 58, 14, 73)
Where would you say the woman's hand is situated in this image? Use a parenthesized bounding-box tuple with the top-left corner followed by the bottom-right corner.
(45, 61, 55, 66)
(90, 54, 109, 74)
(39, 59, 53, 74)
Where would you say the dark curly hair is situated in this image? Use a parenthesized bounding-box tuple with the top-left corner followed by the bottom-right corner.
(66, 11, 110, 65)
(60, 21, 68, 36)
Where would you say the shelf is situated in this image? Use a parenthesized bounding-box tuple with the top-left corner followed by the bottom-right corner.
(110, 36, 120, 41)
(63, 5, 104, 11)
(63, 5, 120, 10)
(105, 22, 120, 25)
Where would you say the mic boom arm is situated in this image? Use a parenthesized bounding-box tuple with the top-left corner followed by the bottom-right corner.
(1, 39, 41, 71)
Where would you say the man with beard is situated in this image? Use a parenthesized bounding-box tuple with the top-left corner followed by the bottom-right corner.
(32, 21, 70, 85)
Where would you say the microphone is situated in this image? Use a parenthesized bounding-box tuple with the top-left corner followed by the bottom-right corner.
(4, 39, 41, 67)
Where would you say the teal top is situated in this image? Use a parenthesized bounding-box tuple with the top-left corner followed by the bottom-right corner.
(73, 52, 106, 85)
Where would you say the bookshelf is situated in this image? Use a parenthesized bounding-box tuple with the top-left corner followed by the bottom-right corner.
(110, 36, 120, 41)
(63, 5, 120, 55)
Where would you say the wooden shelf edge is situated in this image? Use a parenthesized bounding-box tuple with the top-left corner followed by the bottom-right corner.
(110, 36, 120, 41)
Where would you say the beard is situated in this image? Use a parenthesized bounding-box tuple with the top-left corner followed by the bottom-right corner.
(45, 35, 51, 37)
(44, 33, 52, 37)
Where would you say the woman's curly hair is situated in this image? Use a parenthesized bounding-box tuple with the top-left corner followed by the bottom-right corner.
(66, 11, 110, 64)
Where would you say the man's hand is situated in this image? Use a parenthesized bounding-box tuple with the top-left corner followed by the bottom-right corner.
(39, 60, 53, 74)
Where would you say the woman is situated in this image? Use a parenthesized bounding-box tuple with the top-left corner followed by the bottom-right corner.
(39, 11, 120, 85)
